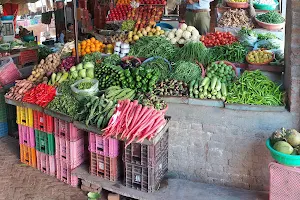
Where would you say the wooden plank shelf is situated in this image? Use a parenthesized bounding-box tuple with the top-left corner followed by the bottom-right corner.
(44, 108, 73, 123)
(5, 98, 24, 107)
(225, 103, 286, 112)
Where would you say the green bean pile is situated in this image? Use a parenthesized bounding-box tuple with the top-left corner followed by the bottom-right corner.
(171, 61, 202, 83)
(227, 70, 283, 106)
(256, 11, 285, 24)
(175, 42, 209, 65)
(128, 36, 178, 61)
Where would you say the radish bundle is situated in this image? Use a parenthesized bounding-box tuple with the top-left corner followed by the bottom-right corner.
(103, 99, 167, 147)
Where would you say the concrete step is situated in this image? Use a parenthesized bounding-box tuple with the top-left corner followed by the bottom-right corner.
(72, 164, 268, 200)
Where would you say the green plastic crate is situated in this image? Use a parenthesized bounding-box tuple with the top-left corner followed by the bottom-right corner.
(0, 91, 7, 122)
(35, 130, 55, 155)
(266, 139, 300, 167)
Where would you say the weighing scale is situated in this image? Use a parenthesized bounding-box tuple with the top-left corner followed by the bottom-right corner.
(1, 18, 15, 42)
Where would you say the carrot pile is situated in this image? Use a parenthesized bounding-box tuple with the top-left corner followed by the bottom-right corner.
(5, 80, 34, 101)
(103, 99, 167, 147)
(22, 83, 56, 107)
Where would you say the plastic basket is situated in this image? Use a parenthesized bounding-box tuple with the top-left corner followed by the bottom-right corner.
(124, 151, 168, 193)
(246, 50, 274, 65)
(124, 131, 168, 167)
(35, 130, 55, 155)
(213, 61, 238, 76)
(253, 0, 278, 10)
(90, 152, 120, 182)
(20, 144, 37, 168)
(18, 124, 35, 147)
(266, 139, 300, 167)
(0, 57, 21, 86)
(56, 158, 79, 187)
(19, 49, 38, 66)
(55, 135, 85, 169)
(36, 151, 56, 176)
(89, 132, 119, 158)
(0, 122, 8, 137)
(269, 162, 300, 200)
(226, 1, 249, 8)
(142, 56, 172, 73)
(33, 110, 54, 133)
(54, 118, 84, 142)
(16, 106, 34, 127)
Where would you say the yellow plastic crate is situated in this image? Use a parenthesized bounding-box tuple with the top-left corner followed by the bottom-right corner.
(20, 144, 37, 168)
(16, 106, 33, 127)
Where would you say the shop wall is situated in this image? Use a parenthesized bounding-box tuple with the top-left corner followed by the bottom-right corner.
(166, 105, 298, 191)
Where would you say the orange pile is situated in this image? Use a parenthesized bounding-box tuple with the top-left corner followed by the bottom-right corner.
(117, 0, 131, 5)
(72, 37, 105, 57)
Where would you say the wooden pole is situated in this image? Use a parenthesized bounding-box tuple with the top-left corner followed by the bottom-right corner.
(73, 0, 79, 63)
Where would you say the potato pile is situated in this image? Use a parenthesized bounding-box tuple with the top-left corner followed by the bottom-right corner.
(27, 53, 61, 83)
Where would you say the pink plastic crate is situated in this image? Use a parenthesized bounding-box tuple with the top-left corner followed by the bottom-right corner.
(0, 57, 21, 86)
(36, 151, 56, 176)
(89, 132, 119, 157)
(54, 118, 84, 141)
(269, 162, 300, 200)
(18, 124, 35, 147)
(56, 158, 79, 187)
(55, 135, 85, 169)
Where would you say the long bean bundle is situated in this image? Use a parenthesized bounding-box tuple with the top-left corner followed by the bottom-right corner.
(227, 70, 283, 106)
(171, 61, 202, 83)
(128, 36, 178, 61)
(175, 42, 209, 65)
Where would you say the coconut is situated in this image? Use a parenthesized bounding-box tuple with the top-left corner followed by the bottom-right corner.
(270, 129, 286, 146)
(273, 141, 294, 155)
(286, 129, 300, 147)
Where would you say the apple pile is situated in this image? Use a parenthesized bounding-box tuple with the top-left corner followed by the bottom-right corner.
(127, 5, 164, 31)
(107, 5, 133, 21)
(139, 0, 167, 4)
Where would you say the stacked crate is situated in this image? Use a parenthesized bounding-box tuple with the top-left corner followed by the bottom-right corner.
(54, 118, 86, 186)
(34, 111, 56, 176)
(89, 132, 120, 182)
(124, 130, 169, 193)
(17, 106, 36, 168)
(0, 88, 8, 137)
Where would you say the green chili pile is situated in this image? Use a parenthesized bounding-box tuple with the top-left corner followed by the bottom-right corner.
(256, 11, 285, 24)
(227, 70, 283, 106)
(208, 42, 248, 63)
(128, 36, 178, 61)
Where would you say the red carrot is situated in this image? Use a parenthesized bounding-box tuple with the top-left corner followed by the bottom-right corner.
(137, 118, 166, 143)
(115, 99, 131, 136)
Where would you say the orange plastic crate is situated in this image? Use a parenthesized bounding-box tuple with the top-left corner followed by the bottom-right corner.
(33, 110, 54, 133)
(20, 144, 37, 168)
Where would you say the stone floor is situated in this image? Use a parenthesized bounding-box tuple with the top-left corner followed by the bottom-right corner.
(0, 136, 87, 200)
(0, 136, 269, 200)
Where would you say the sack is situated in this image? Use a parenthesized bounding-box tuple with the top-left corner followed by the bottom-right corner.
(71, 79, 99, 101)
(238, 34, 257, 47)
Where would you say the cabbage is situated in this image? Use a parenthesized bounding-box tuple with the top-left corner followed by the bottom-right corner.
(70, 66, 76, 72)
(84, 62, 95, 69)
(87, 192, 101, 200)
(87, 68, 94, 79)
(79, 69, 86, 78)
(76, 63, 83, 70)
(71, 70, 78, 78)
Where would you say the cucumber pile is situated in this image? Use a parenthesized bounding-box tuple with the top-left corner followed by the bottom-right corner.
(206, 61, 236, 84)
(75, 95, 116, 129)
(189, 77, 227, 101)
(95, 63, 125, 90)
(104, 86, 136, 101)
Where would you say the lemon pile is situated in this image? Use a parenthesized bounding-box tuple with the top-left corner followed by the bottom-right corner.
(247, 50, 273, 64)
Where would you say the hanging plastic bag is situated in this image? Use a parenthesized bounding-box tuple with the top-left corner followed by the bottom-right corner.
(254, 39, 284, 52)
(71, 79, 99, 101)
(237, 28, 257, 47)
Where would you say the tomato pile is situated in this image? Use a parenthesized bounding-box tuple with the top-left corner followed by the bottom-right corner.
(200, 32, 238, 47)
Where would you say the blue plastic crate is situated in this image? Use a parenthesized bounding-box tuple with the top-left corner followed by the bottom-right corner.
(0, 122, 8, 137)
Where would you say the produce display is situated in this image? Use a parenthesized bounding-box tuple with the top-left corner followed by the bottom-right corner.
(269, 128, 300, 155)
(22, 84, 56, 107)
(257, 32, 278, 40)
(103, 33, 128, 44)
(164, 24, 200, 45)
(127, 25, 165, 43)
(128, 36, 177, 61)
(141, 57, 170, 80)
(82, 52, 102, 64)
(5, 80, 34, 101)
(38, 45, 52, 61)
(104, 86, 136, 101)
(237, 27, 257, 47)
(175, 41, 209, 65)
(206, 61, 236, 84)
(227, 70, 283, 106)
(61, 56, 76, 71)
(103, 99, 167, 146)
(218, 9, 254, 28)
(171, 61, 202, 83)
(208, 42, 248, 63)
(246, 50, 273, 64)
(136, 92, 167, 110)
(121, 20, 136, 31)
(73, 38, 105, 57)
(95, 62, 124, 90)
(189, 77, 227, 100)
(154, 79, 189, 97)
(107, 5, 132, 21)
(256, 11, 285, 24)
(47, 93, 80, 117)
(200, 31, 237, 47)
(28, 53, 61, 83)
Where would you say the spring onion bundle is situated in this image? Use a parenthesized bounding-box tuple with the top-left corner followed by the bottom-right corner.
(175, 42, 209, 65)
